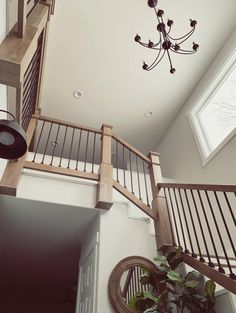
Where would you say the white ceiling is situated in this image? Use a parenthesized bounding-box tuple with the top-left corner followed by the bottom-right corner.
(0, 195, 99, 313)
(40, 0, 236, 153)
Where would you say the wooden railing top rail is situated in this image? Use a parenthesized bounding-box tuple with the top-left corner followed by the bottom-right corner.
(112, 133, 151, 163)
(158, 183, 236, 193)
(33, 114, 103, 134)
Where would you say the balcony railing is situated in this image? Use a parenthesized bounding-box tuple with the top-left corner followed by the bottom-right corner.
(158, 183, 236, 293)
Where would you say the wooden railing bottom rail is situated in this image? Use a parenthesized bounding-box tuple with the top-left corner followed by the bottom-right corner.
(159, 245, 236, 295)
(24, 161, 99, 181)
(183, 252, 236, 294)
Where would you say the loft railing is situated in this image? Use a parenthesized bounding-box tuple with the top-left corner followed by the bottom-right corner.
(25, 115, 102, 181)
(0, 114, 235, 294)
(21, 30, 44, 131)
(158, 183, 236, 293)
(112, 135, 152, 208)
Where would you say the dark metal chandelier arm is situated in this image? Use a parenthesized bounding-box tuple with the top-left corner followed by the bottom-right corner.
(176, 28, 196, 46)
(170, 47, 196, 55)
(139, 42, 162, 50)
(0, 109, 16, 121)
(147, 49, 166, 71)
(167, 24, 172, 35)
(168, 26, 195, 43)
(166, 50, 174, 70)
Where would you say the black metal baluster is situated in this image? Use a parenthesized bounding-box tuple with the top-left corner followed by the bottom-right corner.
(129, 150, 134, 194)
(116, 140, 119, 182)
(41, 122, 53, 164)
(190, 190, 206, 262)
(136, 155, 142, 200)
(59, 126, 68, 167)
(167, 188, 181, 247)
(75, 129, 82, 170)
(205, 191, 226, 273)
(173, 189, 187, 252)
(83, 131, 89, 172)
(142, 160, 150, 207)
(214, 191, 236, 278)
(123, 145, 126, 188)
(164, 188, 176, 246)
(224, 192, 236, 226)
(67, 127, 75, 169)
(183, 189, 199, 258)
(133, 267, 137, 296)
(50, 123, 61, 166)
(91, 133, 96, 173)
(32, 120, 45, 162)
(178, 189, 192, 254)
(197, 190, 219, 268)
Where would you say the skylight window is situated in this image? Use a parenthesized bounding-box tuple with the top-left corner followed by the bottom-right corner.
(188, 50, 236, 165)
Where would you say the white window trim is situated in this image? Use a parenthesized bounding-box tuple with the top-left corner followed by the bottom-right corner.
(187, 47, 236, 167)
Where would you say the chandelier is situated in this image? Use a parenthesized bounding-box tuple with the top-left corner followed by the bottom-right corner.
(135, 0, 199, 74)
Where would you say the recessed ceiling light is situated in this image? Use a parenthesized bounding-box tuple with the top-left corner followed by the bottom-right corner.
(73, 90, 83, 98)
(145, 111, 153, 118)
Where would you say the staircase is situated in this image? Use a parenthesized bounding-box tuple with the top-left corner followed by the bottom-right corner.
(0, 0, 235, 308)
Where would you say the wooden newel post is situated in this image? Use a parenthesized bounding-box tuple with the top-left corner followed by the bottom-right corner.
(18, 0, 27, 38)
(96, 124, 113, 210)
(148, 151, 173, 249)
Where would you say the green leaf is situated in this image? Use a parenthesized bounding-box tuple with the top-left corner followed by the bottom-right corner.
(153, 255, 167, 263)
(205, 280, 216, 299)
(167, 270, 184, 283)
(184, 280, 199, 288)
(143, 291, 159, 303)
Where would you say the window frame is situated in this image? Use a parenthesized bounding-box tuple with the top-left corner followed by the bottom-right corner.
(187, 48, 236, 167)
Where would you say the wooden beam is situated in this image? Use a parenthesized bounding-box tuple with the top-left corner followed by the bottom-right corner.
(183, 252, 236, 295)
(96, 124, 113, 210)
(148, 151, 173, 248)
(24, 161, 99, 181)
(113, 180, 156, 220)
(18, 0, 27, 38)
(0, 118, 37, 196)
(0, 3, 49, 87)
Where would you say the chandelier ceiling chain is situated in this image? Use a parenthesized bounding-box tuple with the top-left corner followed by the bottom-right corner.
(135, 0, 199, 74)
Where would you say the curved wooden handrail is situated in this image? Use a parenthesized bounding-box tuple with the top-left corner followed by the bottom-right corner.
(112, 133, 151, 164)
(158, 183, 236, 193)
(33, 114, 102, 134)
(108, 256, 163, 313)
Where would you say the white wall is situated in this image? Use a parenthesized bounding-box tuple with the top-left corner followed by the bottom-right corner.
(97, 202, 157, 313)
(0, 0, 7, 180)
(157, 28, 236, 185)
(17, 164, 157, 313)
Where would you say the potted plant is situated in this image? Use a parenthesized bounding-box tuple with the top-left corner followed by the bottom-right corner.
(128, 248, 216, 313)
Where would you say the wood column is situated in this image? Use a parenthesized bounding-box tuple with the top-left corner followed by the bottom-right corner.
(96, 124, 113, 210)
(148, 151, 173, 249)
(18, 0, 27, 38)
(0, 118, 37, 196)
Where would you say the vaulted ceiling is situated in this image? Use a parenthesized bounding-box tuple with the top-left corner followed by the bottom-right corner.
(40, 0, 236, 153)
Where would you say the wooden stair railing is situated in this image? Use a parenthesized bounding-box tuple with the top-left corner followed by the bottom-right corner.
(157, 183, 236, 294)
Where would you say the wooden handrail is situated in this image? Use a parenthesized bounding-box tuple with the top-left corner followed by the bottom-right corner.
(158, 183, 236, 193)
(33, 114, 102, 134)
(112, 133, 151, 163)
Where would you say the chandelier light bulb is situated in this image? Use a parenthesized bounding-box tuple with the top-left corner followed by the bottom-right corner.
(135, 2, 199, 73)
